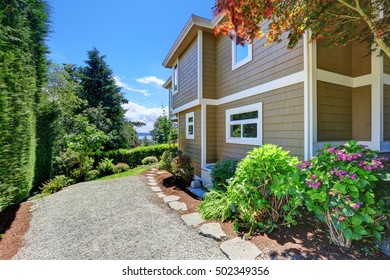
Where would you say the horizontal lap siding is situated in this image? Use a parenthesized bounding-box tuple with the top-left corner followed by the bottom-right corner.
(178, 106, 202, 176)
(351, 41, 371, 77)
(352, 86, 371, 141)
(317, 81, 352, 141)
(384, 85, 390, 140)
(206, 105, 217, 163)
(216, 83, 304, 161)
(173, 38, 198, 109)
(385, 55, 390, 75)
(203, 32, 216, 99)
(215, 33, 303, 99)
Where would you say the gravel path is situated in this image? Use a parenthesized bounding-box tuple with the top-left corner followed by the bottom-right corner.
(13, 176, 226, 260)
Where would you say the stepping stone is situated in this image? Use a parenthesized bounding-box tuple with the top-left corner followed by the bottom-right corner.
(163, 195, 180, 203)
(151, 187, 162, 192)
(181, 212, 204, 227)
(220, 237, 261, 260)
(157, 171, 165, 175)
(157, 193, 166, 198)
(168, 201, 188, 211)
(198, 223, 227, 241)
(148, 179, 157, 183)
(147, 182, 158, 186)
(151, 168, 158, 171)
(145, 174, 154, 177)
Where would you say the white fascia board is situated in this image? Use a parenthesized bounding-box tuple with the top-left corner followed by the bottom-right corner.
(172, 99, 200, 115)
(162, 15, 213, 68)
(162, 75, 172, 89)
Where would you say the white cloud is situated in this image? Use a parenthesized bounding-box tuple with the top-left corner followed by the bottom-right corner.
(114, 76, 150, 96)
(136, 76, 165, 86)
(122, 102, 164, 133)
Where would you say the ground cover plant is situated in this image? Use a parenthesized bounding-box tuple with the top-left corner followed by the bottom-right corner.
(210, 159, 238, 191)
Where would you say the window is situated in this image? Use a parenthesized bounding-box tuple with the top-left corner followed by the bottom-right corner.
(226, 102, 262, 145)
(232, 35, 252, 70)
(186, 112, 194, 139)
(172, 63, 178, 93)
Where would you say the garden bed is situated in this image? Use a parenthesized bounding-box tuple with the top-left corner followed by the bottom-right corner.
(149, 170, 389, 260)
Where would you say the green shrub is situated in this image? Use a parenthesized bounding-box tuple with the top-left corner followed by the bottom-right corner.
(85, 170, 100, 181)
(297, 140, 389, 247)
(113, 162, 130, 173)
(199, 144, 302, 234)
(171, 155, 194, 185)
(41, 175, 72, 195)
(53, 150, 80, 176)
(97, 144, 175, 168)
(210, 160, 238, 191)
(141, 156, 158, 165)
(70, 156, 94, 182)
(160, 148, 182, 172)
(97, 158, 115, 176)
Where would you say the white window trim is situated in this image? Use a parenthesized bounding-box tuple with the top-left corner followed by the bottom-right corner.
(172, 60, 179, 94)
(186, 112, 195, 140)
(231, 35, 253, 71)
(226, 102, 262, 145)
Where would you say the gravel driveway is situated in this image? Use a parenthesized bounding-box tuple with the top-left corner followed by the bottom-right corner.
(13, 176, 226, 260)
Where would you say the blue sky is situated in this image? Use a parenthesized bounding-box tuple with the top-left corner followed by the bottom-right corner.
(46, 0, 215, 132)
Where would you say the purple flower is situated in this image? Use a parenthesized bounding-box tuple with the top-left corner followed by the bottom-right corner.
(346, 195, 350, 201)
(352, 203, 361, 209)
(358, 161, 364, 167)
(350, 174, 356, 180)
(327, 147, 335, 153)
(338, 217, 345, 221)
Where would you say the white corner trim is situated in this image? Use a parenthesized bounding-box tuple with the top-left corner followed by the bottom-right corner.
(201, 105, 207, 166)
(197, 30, 203, 99)
(317, 69, 373, 88)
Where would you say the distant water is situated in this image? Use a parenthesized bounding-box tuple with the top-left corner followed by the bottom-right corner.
(137, 132, 152, 140)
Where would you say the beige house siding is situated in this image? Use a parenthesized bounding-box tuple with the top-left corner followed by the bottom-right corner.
(352, 86, 371, 141)
(317, 39, 371, 77)
(384, 85, 390, 140)
(173, 38, 198, 109)
(385, 55, 390, 75)
(215, 83, 304, 161)
(206, 105, 217, 163)
(178, 106, 202, 176)
(215, 33, 304, 99)
(317, 81, 352, 141)
(203, 32, 216, 99)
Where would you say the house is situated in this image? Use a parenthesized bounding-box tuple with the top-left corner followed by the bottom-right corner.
(162, 14, 390, 182)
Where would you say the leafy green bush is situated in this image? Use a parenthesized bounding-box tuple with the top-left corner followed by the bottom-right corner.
(171, 155, 194, 185)
(70, 156, 94, 182)
(85, 170, 100, 181)
(160, 148, 183, 172)
(97, 144, 175, 168)
(113, 162, 130, 174)
(53, 150, 80, 176)
(97, 158, 115, 176)
(210, 160, 238, 191)
(199, 144, 301, 234)
(297, 140, 389, 247)
(141, 156, 158, 165)
(41, 175, 72, 195)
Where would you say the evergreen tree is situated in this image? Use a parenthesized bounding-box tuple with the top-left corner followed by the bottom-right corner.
(0, 0, 49, 210)
(79, 48, 128, 149)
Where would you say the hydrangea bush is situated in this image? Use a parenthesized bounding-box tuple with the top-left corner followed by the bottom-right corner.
(297, 140, 388, 247)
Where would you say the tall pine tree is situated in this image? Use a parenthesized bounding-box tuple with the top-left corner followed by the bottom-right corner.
(79, 48, 128, 149)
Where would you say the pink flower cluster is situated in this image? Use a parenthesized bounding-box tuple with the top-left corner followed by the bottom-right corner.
(305, 174, 322, 189)
(297, 161, 311, 169)
(328, 148, 364, 162)
(329, 167, 356, 182)
(358, 159, 384, 170)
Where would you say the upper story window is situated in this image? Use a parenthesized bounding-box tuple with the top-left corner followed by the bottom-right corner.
(186, 112, 194, 139)
(226, 102, 262, 145)
(173, 63, 178, 94)
(232, 35, 253, 70)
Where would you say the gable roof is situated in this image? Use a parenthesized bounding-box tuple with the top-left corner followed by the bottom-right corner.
(162, 14, 224, 68)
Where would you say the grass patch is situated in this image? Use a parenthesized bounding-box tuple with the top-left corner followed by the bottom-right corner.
(97, 163, 159, 181)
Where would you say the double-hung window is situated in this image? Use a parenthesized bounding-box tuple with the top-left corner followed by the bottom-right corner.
(186, 112, 194, 139)
(232, 35, 253, 70)
(172, 63, 178, 93)
(226, 102, 262, 145)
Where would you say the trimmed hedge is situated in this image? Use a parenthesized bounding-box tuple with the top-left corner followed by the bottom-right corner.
(97, 144, 177, 168)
